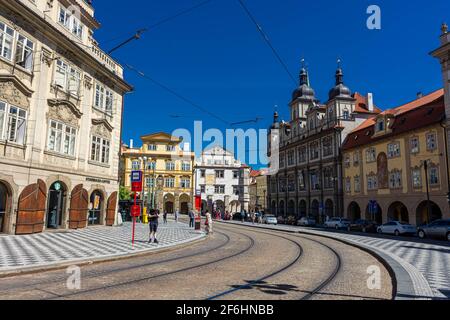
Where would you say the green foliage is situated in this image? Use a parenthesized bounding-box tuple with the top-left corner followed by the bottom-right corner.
(119, 186, 131, 201)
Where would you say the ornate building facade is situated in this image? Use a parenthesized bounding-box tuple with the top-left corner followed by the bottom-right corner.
(342, 90, 449, 225)
(195, 146, 250, 214)
(0, 0, 132, 235)
(249, 169, 268, 213)
(267, 65, 380, 223)
(121, 133, 195, 214)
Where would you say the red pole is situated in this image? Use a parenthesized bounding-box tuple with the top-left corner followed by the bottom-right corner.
(132, 192, 137, 245)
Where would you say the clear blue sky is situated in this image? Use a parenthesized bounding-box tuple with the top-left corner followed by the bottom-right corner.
(93, 0, 448, 168)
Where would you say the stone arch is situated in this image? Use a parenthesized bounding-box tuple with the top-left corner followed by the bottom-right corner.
(311, 199, 320, 222)
(365, 202, 383, 224)
(164, 193, 175, 214)
(271, 200, 277, 215)
(46, 180, 69, 229)
(325, 199, 334, 217)
(388, 202, 409, 223)
(0, 180, 13, 234)
(298, 200, 307, 217)
(88, 189, 106, 226)
(179, 193, 191, 215)
(279, 200, 285, 217)
(287, 200, 295, 216)
(416, 201, 443, 226)
(214, 200, 225, 214)
(347, 202, 361, 221)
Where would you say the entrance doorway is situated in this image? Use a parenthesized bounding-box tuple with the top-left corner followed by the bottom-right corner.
(0, 182, 10, 233)
(89, 191, 103, 226)
(47, 182, 66, 229)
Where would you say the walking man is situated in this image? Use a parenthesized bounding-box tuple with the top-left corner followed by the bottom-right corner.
(189, 210, 195, 228)
(205, 211, 213, 235)
(163, 211, 168, 224)
(175, 210, 179, 223)
(148, 209, 160, 244)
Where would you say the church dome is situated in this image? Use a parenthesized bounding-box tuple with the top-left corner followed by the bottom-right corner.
(328, 68, 352, 100)
(292, 68, 316, 101)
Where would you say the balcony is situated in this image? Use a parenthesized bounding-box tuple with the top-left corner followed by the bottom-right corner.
(91, 45, 123, 78)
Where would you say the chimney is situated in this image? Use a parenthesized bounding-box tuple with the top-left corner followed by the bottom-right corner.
(130, 139, 134, 149)
(417, 92, 423, 99)
(367, 93, 374, 112)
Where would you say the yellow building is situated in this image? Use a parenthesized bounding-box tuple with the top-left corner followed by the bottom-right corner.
(121, 133, 195, 214)
(342, 90, 449, 226)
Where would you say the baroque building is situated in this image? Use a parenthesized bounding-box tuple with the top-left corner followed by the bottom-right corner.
(121, 133, 195, 214)
(267, 64, 380, 223)
(195, 146, 250, 214)
(342, 90, 449, 225)
(249, 169, 268, 213)
(0, 0, 132, 235)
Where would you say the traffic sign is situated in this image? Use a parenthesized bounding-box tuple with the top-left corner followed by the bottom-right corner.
(131, 171, 143, 192)
(130, 205, 141, 218)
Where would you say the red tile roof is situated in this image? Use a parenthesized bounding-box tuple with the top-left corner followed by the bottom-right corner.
(353, 92, 382, 114)
(343, 89, 445, 151)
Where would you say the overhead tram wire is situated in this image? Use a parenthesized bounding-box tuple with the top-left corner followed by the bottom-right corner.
(236, 0, 297, 86)
(122, 62, 231, 126)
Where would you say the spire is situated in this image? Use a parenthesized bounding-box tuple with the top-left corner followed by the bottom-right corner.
(329, 59, 352, 100)
(442, 22, 448, 35)
(335, 59, 344, 85)
(292, 59, 316, 102)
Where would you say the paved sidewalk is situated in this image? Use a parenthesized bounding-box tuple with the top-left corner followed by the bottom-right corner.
(0, 221, 205, 275)
(222, 220, 450, 300)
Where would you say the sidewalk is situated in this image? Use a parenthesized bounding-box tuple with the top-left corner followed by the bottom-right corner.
(0, 221, 205, 276)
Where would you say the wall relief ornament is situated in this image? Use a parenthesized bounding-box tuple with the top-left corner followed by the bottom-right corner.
(0, 76, 32, 109)
(91, 119, 113, 139)
(47, 99, 82, 127)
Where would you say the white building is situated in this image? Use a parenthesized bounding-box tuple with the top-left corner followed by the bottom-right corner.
(195, 146, 250, 214)
(0, 0, 132, 235)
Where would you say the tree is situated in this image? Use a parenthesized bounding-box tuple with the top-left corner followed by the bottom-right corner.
(119, 186, 131, 201)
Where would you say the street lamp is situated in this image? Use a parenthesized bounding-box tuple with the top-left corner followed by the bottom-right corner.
(139, 156, 148, 214)
(422, 160, 432, 224)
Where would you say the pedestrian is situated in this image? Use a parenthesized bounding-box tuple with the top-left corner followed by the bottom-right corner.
(205, 211, 213, 235)
(241, 211, 245, 223)
(147, 209, 160, 244)
(251, 212, 256, 224)
(175, 210, 179, 223)
(189, 210, 195, 228)
(163, 211, 168, 224)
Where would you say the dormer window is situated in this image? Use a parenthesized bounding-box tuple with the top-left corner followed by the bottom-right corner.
(59, 6, 84, 38)
(343, 108, 350, 120)
(377, 119, 385, 132)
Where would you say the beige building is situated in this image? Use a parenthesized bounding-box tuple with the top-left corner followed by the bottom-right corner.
(0, 0, 132, 235)
(249, 169, 268, 213)
(121, 133, 195, 214)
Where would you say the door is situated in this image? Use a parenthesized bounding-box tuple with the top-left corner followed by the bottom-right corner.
(69, 185, 89, 229)
(47, 182, 66, 229)
(0, 182, 8, 233)
(16, 180, 47, 235)
(106, 192, 117, 226)
(89, 191, 103, 226)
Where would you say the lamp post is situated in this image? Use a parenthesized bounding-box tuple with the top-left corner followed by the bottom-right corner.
(150, 160, 156, 210)
(423, 160, 432, 224)
(140, 156, 148, 211)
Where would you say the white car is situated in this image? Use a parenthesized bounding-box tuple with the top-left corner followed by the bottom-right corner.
(324, 218, 351, 230)
(263, 215, 278, 225)
(377, 221, 417, 236)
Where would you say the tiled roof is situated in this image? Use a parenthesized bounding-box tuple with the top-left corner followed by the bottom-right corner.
(353, 92, 382, 114)
(343, 89, 445, 151)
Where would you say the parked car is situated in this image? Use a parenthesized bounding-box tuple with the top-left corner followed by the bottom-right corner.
(324, 218, 351, 230)
(347, 219, 379, 233)
(417, 219, 450, 241)
(263, 215, 278, 225)
(232, 212, 243, 221)
(277, 216, 286, 225)
(377, 221, 417, 236)
(297, 217, 316, 227)
(286, 215, 297, 225)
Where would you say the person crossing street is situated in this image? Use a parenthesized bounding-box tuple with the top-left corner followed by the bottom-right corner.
(147, 209, 160, 244)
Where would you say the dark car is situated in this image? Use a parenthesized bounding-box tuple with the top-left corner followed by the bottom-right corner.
(347, 219, 379, 233)
(417, 219, 450, 241)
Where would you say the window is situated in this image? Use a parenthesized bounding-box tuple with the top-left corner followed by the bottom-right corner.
(426, 133, 437, 151)
(366, 148, 376, 163)
(166, 145, 175, 152)
(15, 34, 34, 71)
(298, 146, 307, 163)
(323, 168, 334, 189)
(389, 170, 402, 189)
(353, 152, 360, 166)
(323, 137, 333, 157)
(47, 120, 76, 156)
(0, 22, 14, 61)
(429, 166, 439, 186)
(95, 84, 114, 113)
(288, 176, 295, 192)
(59, 6, 84, 38)
(345, 178, 351, 193)
(367, 175, 378, 191)
(310, 141, 319, 160)
(412, 169, 422, 188)
(200, 170, 206, 178)
(54, 60, 81, 96)
(233, 186, 240, 195)
(147, 161, 156, 170)
(279, 177, 287, 192)
(165, 177, 175, 188)
(344, 155, 351, 168)
(146, 177, 155, 188)
(410, 137, 419, 154)
(343, 109, 350, 120)
(216, 170, 224, 179)
(233, 171, 239, 179)
(310, 171, 321, 191)
(280, 153, 285, 168)
(91, 136, 110, 164)
(180, 177, 191, 189)
(200, 185, 206, 193)
(214, 185, 225, 194)
(376, 119, 385, 132)
(148, 144, 157, 151)
(131, 160, 140, 171)
(354, 176, 361, 193)
(387, 143, 401, 158)
(287, 150, 295, 166)
(0, 103, 27, 145)
(166, 162, 175, 171)
(181, 162, 191, 171)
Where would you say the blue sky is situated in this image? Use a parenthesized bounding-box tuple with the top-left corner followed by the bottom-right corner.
(93, 0, 448, 168)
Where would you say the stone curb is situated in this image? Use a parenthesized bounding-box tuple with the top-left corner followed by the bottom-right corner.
(218, 220, 434, 300)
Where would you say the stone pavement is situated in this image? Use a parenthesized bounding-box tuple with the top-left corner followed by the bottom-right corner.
(221, 220, 450, 300)
(0, 221, 205, 275)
